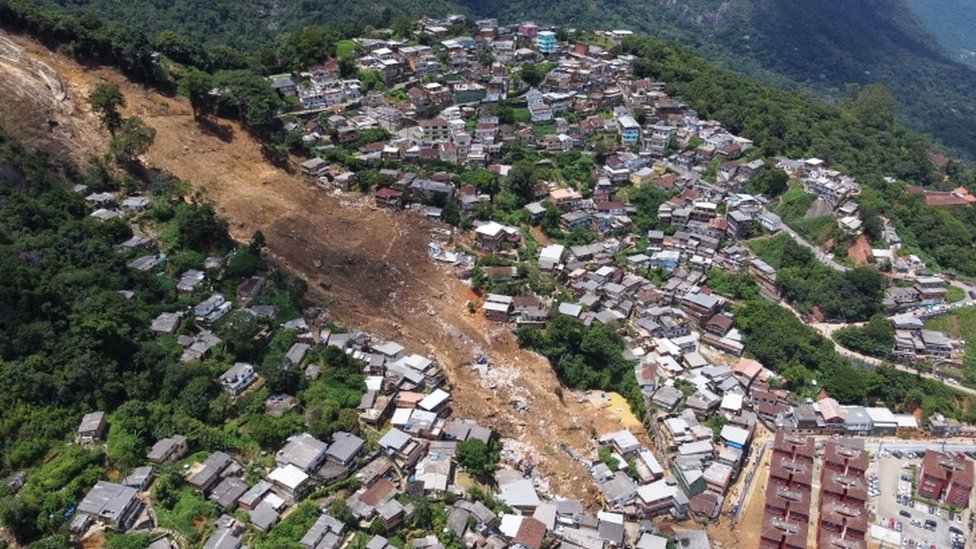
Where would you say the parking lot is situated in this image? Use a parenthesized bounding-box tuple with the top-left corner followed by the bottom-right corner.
(868, 451, 969, 549)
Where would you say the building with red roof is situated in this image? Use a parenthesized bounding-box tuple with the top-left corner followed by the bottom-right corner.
(918, 450, 973, 507)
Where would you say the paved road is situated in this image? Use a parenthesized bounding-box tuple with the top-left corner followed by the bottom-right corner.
(864, 441, 976, 453)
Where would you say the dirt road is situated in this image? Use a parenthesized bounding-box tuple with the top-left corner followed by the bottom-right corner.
(0, 29, 650, 501)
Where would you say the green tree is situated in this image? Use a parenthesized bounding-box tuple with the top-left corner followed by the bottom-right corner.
(520, 63, 548, 87)
(331, 499, 354, 525)
(441, 199, 461, 227)
(505, 161, 538, 207)
(597, 446, 620, 470)
(210, 70, 282, 135)
(89, 82, 126, 135)
(249, 230, 266, 253)
(390, 15, 414, 38)
(226, 249, 266, 278)
(456, 438, 498, 478)
(852, 84, 896, 131)
(540, 203, 562, 233)
(0, 496, 38, 543)
(182, 68, 213, 117)
(747, 168, 789, 197)
(109, 116, 156, 166)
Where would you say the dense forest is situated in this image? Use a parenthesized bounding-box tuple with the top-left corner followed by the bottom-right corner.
(905, 0, 976, 68)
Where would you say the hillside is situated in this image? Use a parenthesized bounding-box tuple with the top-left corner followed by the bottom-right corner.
(19, 0, 976, 159)
(906, 0, 976, 68)
(0, 27, 631, 500)
(462, 0, 976, 159)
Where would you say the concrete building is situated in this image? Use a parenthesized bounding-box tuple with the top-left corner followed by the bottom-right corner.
(536, 31, 556, 54)
(77, 481, 143, 531)
(918, 450, 973, 507)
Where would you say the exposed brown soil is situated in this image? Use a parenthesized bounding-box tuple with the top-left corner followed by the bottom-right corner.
(0, 28, 650, 502)
(848, 234, 872, 267)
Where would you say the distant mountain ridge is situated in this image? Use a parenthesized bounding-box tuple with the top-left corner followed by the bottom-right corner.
(905, 0, 976, 68)
(23, 0, 976, 159)
(458, 0, 976, 159)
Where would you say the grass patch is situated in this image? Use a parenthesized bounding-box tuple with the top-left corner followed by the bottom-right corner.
(923, 307, 972, 339)
(153, 486, 217, 544)
(104, 532, 151, 549)
(791, 215, 836, 245)
(336, 40, 359, 59)
(947, 285, 965, 303)
(773, 184, 816, 222)
(746, 236, 785, 269)
(925, 306, 976, 387)
(251, 502, 319, 549)
(533, 122, 556, 137)
(772, 184, 838, 244)
(512, 108, 531, 123)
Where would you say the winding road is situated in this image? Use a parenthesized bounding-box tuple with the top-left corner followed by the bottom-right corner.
(771, 220, 976, 396)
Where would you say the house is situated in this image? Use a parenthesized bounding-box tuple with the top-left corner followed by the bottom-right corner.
(147, 435, 188, 464)
(917, 450, 973, 507)
(122, 466, 155, 491)
(536, 30, 556, 54)
(300, 513, 346, 549)
(268, 464, 312, 502)
(121, 196, 150, 212)
(513, 516, 547, 549)
(236, 276, 266, 300)
(474, 222, 521, 251)
(374, 188, 403, 210)
(524, 201, 546, 223)
(77, 411, 107, 443)
(617, 116, 640, 145)
(498, 479, 542, 512)
(276, 433, 329, 473)
(373, 341, 405, 362)
(208, 476, 248, 511)
(757, 210, 782, 232)
(301, 157, 329, 177)
(549, 188, 582, 210)
(194, 293, 229, 321)
(377, 428, 425, 468)
(249, 500, 281, 532)
(720, 425, 750, 450)
(327, 432, 365, 466)
(484, 294, 513, 321)
(420, 117, 451, 142)
(77, 481, 144, 531)
(651, 386, 683, 411)
(285, 343, 311, 366)
(599, 430, 641, 455)
(680, 291, 722, 327)
(202, 515, 244, 549)
(187, 452, 236, 494)
(636, 478, 689, 519)
(560, 211, 591, 232)
(219, 363, 257, 395)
